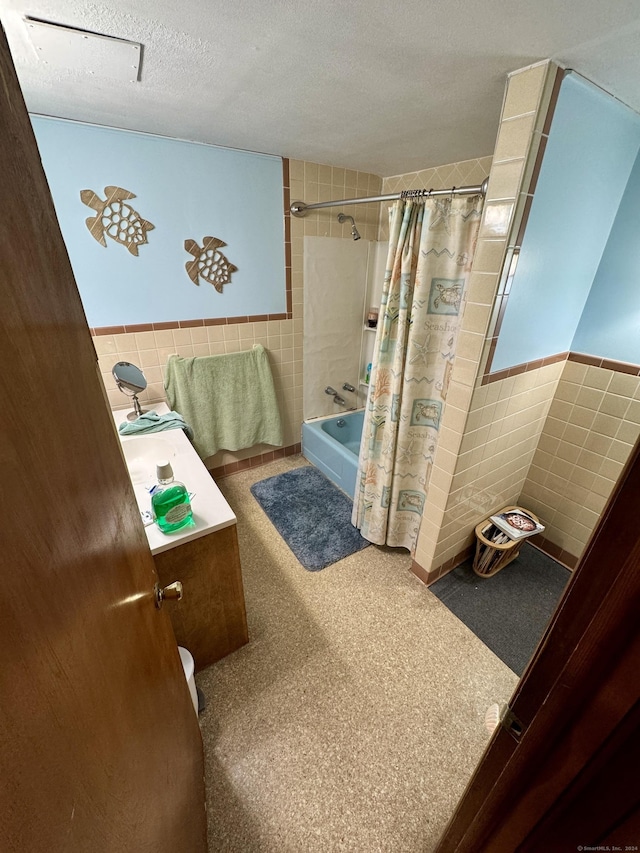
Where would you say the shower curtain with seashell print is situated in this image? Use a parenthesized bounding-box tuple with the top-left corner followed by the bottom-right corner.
(352, 194, 483, 550)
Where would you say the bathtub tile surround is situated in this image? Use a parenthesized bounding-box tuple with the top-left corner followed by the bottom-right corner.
(296, 161, 382, 422)
(303, 237, 370, 420)
(299, 151, 506, 510)
(410, 61, 562, 584)
(289, 160, 382, 243)
(378, 156, 493, 242)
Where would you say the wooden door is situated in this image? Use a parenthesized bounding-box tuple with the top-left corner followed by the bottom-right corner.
(435, 433, 640, 849)
(0, 28, 207, 852)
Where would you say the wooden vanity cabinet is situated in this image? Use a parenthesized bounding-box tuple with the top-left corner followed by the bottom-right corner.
(153, 524, 249, 671)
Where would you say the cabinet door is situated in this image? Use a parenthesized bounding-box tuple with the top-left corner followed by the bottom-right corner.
(154, 525, 249, 670)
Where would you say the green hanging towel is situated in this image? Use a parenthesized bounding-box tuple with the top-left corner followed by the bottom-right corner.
(164, 345, 283, 459)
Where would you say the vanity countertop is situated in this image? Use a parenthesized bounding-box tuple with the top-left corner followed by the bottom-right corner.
(112, 403, 236, 555)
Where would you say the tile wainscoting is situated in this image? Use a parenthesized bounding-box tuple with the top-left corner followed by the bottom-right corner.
(411, 351, 640, 584)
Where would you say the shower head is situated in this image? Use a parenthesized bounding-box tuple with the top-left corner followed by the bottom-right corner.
(337, 212, 361, 241)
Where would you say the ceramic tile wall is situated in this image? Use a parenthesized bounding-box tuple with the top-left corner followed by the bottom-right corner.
(290, 161, 382, 242)
(95, 160, 382, 471)
(519, 359, 640, 565)
(419, 361, 564, 571)
(411, 60, 562, 584)
(378, 157, 493, 241)
(97, 318, 301, 471)
(480, 62, 565, 379)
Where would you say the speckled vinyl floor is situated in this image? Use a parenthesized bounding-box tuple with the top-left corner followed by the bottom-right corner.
(196, 457, 518, 852)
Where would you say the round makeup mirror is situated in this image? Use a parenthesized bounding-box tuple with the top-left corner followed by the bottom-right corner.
(112, 361, 147, 421)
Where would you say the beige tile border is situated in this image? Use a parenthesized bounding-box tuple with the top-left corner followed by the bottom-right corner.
(568, 352, 640, 376)
(482, 351, 570, 384)
(482, 351, 640, 386)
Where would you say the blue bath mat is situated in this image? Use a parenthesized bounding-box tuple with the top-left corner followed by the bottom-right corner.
(250, 466, 370, 571)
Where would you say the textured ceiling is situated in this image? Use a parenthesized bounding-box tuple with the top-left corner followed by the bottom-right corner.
(1, 0, 639, 176)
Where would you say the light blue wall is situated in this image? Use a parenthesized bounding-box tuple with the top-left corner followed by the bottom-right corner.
(572, 150, 640, 363)
(31, 117, 286, 327)
(491, 73, 640, 372)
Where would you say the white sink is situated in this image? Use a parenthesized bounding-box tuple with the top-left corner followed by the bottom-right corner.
(113, 404, 236, 554)
(121, 436, 175, 483)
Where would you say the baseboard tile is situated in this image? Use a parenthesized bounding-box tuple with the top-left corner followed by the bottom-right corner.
(411, 545, 474, 587)
(209, 443, 301, 480)
(527, 537, 578, 571)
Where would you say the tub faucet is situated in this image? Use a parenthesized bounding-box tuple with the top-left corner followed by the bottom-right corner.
(325, 385, 346, 406)
(342, 382, 356, 393)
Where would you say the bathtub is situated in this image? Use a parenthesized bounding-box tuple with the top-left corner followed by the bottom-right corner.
(301, 409, 364, 500)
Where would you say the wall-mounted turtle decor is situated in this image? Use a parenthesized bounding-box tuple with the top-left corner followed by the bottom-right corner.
(184, 236, 238, 292)
(80, 186, 154, 256)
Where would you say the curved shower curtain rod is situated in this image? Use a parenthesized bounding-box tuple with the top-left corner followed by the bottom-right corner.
(290, 177, 488, 217)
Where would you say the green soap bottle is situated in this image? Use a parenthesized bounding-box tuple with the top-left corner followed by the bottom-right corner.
(152, 459, 193, 533)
